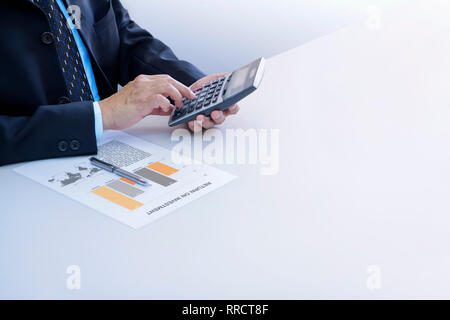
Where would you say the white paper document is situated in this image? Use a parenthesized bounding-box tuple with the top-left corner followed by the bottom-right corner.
(15, 131, 236, 229)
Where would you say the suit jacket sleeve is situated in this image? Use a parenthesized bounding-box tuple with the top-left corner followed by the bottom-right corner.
(0, 102, 98, 166)
(112, 0, 206, 87)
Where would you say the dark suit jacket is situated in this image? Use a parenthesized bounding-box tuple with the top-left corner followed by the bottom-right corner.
(0, 0, 204, 166)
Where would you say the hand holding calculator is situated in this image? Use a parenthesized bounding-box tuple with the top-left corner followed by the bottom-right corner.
(169, 57, 266, 127)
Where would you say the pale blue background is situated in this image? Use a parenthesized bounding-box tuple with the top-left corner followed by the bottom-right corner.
(0, 0, 420, 299)
(121, 0, 410, 74)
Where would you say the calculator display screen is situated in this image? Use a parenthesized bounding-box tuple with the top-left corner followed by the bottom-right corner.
(225, 62, 258, 98)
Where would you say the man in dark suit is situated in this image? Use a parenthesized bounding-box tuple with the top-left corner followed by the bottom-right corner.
(0, 0, 239, 166)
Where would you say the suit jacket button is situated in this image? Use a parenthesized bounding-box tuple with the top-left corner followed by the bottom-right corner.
(41, 32, 55, 45)
(70, 140, 80, 151)
(58, 141, 68, 152)
(58, 96, 70, 104)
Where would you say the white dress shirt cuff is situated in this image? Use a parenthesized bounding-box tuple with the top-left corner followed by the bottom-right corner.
(92, 101, 103, 140)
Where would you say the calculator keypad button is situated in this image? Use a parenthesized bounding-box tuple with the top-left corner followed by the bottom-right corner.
(173, 75, 230, 121)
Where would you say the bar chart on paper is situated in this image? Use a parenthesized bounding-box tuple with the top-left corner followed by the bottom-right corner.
(15, 131, 236, 229)
(91, 160, 180, 210)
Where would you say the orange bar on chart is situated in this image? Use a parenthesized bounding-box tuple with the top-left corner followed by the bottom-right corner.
(120, 177, 136, 185)
(147, 162, 178, 176)
(92, 186, 143, 210)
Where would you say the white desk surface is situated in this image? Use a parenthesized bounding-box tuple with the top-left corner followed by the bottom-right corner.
(1, 0, 450, 299)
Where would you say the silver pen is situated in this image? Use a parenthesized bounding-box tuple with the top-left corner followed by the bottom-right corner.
(89, 157, 149, 186)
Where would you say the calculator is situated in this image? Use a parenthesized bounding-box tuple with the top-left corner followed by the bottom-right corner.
(169, 57, 266, 127)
